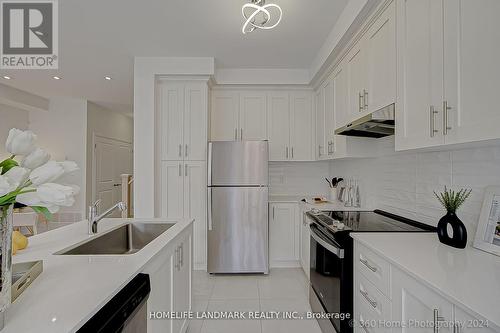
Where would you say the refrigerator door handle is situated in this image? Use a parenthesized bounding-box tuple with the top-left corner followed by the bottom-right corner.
(207, 188, 213, 231)
(207, 142, 212, 186)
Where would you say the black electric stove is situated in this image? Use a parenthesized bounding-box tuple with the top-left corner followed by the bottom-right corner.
(307, 209, 436, 333)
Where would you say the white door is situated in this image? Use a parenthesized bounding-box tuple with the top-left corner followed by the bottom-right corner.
(267, 92, 290, 161)
(290, 92, 313, 161)
(210, 91, 239, 141)
(323, 78, 335, 158)
(239, 92, 267, 140)
(94, 136, 133, 216)
(183, 161, 207, 269)
(367, 0, 396, 113)
(172, 235, 192, 333)
(443, 0, 500, 144)
(347, 40, 368, 121)
(160, 161, 184, 219)
(314, 88, 325, 160)
(269, 203, 297, 264)
(184, 82, 207, 160)
(392, 267, 453, 333)
(159, 81, 184, 160)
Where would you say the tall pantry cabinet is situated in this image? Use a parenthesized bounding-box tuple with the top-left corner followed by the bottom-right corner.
(157, 78, 208, 270)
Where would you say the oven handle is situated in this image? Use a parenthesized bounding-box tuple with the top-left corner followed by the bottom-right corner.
(310, 227, 344, 259)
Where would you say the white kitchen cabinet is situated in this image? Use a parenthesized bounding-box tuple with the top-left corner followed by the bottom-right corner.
(210, 91, 239, 141)
(172, 233, 192, 333)
(392, 267, 453, 333)
(239, 92, 267, 140)
(158, 80, 207, 161)
(269, 203, 300, 266)
(267, 91, 313, 161)
(290, 92, 313, 161)
(267, 92, 290, 161)
(366, 0, 396, 113)
(161, 161, 206, 270)
(314, 88, 325, 159)
(332, 63, 349, 130)
(454, 307, 497, 333)
(347, 38, 368, 122)
(300, 208, 311, 279)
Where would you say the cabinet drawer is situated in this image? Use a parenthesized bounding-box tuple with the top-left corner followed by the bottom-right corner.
(356, 243, 391, 297)
(356, 273, 392, 333)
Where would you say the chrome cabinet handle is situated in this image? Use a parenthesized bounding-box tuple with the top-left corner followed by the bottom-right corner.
(286, 147, 289, 159)
(364, 90, 368, 110)
(443, 101, 452, 135)
(291, 147, 294, 159)
(360, 289, 377, 309)
(360, 257, 377, 272)
(318, 145, 322, 157)
(433, 309, 446, 333)
(178, 163, 182, 177)
(178, 144, 182, 157)
(359, 92, 363, 112)
(234, 128, 238, 140)
(272, 206, 275, 220)
(207, 189, 213, 231)
(240, 128, 243, 140)
(430, 105, 439, 137)
(175, 247, 180, 270)
(185, 164, 188, 176)
(185, 144, 188, 157)
(179, 244, 184, 268)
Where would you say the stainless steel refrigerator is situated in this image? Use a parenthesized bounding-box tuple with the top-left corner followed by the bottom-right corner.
(207, 141, 269, 274)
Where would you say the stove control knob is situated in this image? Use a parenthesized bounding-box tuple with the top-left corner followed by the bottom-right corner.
(336, 223, 345, 230)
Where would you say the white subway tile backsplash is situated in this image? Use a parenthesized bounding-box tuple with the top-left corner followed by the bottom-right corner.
(330, 138, 500, 242)
(269, 161, 330, 196)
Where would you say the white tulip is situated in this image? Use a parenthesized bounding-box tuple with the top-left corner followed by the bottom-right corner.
(0, 175, 15, 197)
(15, 190, 39, 206)
(59, 160, 78, 174)
(29, 161, 65, 186)
(4, 166, 29, 188)
(37, 183, 79, 207)
(21, 148, 50, 169)
(5, 128, 37, 156)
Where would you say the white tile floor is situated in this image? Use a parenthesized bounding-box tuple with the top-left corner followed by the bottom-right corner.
(188, 268, 322, 333)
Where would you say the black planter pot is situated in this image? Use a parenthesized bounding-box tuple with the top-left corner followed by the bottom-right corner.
(437, 212, 467, 249)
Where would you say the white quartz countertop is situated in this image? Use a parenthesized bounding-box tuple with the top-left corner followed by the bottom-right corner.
(3, 217, 193, 333)
(269, 195, 369, 211)
(350, 233, 500, 329)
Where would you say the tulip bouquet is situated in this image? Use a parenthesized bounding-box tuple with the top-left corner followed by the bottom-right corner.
(0, 128, 79, 220)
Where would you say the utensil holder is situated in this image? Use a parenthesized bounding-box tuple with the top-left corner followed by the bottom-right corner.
(329, 187, 338, 202)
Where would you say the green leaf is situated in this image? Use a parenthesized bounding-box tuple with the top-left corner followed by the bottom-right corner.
(0, 158, 19, 175)
(31, 206, 53, 221)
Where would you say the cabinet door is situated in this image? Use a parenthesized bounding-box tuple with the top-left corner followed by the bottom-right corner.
(159, 81, 184, 160)
(454, 307, 498, 333)
(184, 82, 207, 160)
(183, 161, 207, 270)
(160, 161, 184, 219)
(267, 92, 290, 161)
(290, 92, 313, 161)
(332, 66, 349, 158)
(314, 88, 325, 160)
(392, 267, 453, 333)
(395, 0, 444, 150)
(239, 92, 267, 140)
(323, 78, 335, 159)
(300, 211, 310, 279)
(367, 0, 396, 113)
(210, 91, 239, 141)
(347, 40, 368, 121)
(269, 203, 298, 264)
(443, 0, 500, 144)
(172, 234, 192, 333)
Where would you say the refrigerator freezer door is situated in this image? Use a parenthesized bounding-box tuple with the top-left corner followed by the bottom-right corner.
(207, 186, 269, 273)
(208, 141, 268, 186)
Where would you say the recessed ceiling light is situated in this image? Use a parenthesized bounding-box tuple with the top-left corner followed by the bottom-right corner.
(104, 76, 112, 81)
(52, 76, 61, 80)
(3, 76, 11, 80)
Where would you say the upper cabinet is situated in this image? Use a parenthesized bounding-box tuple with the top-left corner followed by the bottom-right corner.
(315, 78, 336, 160)
(267, 92, 290, 161)
(210, 90, 267, 141)
(396, 0, 500, 150)
(158, 80, 208, 161)
(347, 39, 369, 123)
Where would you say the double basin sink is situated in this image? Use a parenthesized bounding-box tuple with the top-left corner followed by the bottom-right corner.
(56, 222, 174, 255)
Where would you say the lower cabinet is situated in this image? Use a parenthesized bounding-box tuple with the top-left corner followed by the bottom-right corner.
(269, 203, 300, 267)
(144, 224, 192, 333)
(300, 207, 311, 279)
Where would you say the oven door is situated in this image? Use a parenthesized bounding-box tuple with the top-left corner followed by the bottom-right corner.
(310, 224, 345, 333)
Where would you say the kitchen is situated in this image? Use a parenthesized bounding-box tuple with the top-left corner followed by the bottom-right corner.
(0, 0, 500, 332)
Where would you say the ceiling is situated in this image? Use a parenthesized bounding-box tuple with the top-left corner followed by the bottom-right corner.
(0, 0, 349, 114)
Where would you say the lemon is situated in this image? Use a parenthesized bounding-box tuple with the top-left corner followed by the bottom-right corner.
(12, 231, 28, 250)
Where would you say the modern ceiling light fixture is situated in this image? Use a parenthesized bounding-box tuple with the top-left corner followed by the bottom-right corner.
(242, 0, 282, 34)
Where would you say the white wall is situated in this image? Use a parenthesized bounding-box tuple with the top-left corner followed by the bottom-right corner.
(330, 137, 500, 243)
(29, 98, 88, 220)
(270, 161, 330, 197)
(86, 102, 133, 209)
(0, 105, 29, 157)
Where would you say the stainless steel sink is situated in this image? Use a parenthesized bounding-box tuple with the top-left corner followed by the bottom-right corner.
(56, 223, 174, 255)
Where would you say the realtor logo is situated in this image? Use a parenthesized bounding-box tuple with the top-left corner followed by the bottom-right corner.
(1, 0, 58, 69)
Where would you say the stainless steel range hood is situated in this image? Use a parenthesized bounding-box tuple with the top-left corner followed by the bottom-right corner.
(335, 104, 395, 138)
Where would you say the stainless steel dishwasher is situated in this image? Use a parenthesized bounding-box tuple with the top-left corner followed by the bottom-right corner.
(77, 273, 151, 333)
